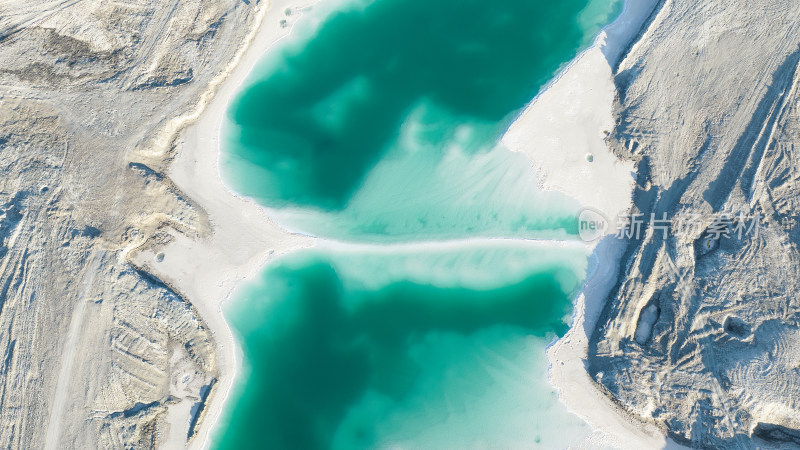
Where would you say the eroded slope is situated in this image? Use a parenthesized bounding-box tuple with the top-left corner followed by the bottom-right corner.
(590, 1, 800, 447)
(0, 0, 257, 447)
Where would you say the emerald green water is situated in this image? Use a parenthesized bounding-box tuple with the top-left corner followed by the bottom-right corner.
(217, 0, 622, 447)
(223, 0, 621, 241)
(220, 244, 590, 449)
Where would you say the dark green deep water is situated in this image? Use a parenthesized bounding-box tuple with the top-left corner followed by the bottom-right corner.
(216, 0, 622, 447)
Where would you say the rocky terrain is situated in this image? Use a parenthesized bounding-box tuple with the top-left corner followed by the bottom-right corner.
(590, 0, 800, 447)
(0, 0, 257, 447)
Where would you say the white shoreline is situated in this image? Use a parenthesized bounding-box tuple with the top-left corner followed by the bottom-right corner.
(503, 0, 671, 448)
(138, 0, 671, 447)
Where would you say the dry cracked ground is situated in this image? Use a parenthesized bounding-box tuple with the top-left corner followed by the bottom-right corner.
(0, 0, 257, 447)
(590, 0, 800, 448)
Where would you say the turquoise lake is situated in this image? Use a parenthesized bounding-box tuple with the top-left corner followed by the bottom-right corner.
(216, 0, 622, 447)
